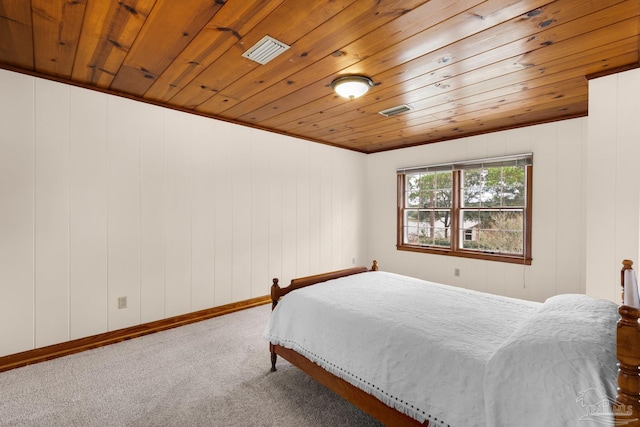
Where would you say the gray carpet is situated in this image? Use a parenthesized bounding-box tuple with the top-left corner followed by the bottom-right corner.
(0, 304, 383, 427)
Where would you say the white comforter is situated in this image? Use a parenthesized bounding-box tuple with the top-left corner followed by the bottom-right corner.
(484, 293, 619, 427)
(265, 271, 619, 427)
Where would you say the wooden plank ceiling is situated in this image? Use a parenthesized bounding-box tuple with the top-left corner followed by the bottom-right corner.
(0, 0, 638, 153)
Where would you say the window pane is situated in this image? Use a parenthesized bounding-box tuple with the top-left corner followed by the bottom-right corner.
(460, 210, 478, 249)
(462, 165, 526, 209)
(403, 209, 452, 248)
(416, 210, 428, 225)
(406, 172, 453, 208)
(463, 168, 484, 187)
(497, 165, 525, 207)
(499, 230, 524, 254)
(462, 187, 481, 207)
(421, 190, 436, 208)
(435, 171, 452, 188)
(502, 166, 525, 186)
(481, 187, 500, 207)
(431, 227, 451, 247)
(502, 211, 524, 232)
(461, 210, 479, 225)
(405, 174, 421, 208)
(503, 183, 525, 207)
(407, 192, 420, 208)
(462, 169, 483, 207)
(477, 210, 496, 229)
(404, 210, 418, 244)
(407, 174, 421, 192)
(460, 210, 524, 254)
(436, 189, 452, 208)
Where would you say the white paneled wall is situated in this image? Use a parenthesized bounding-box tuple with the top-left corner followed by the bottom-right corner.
(139, 103, 166, 323)
(107, 96, 142, 331)
(365, 118, 588, 302)
(69, 87, 108, 340)
(35, 78, 70, 348)
(0, 72, 34, 354)
(586, 68, 640, 302)
(0, 69, 366, 357)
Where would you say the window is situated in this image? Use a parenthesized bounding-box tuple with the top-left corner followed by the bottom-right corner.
(397, 154, 532, 265)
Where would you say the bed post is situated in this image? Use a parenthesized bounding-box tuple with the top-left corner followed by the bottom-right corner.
(616, 260, 640, 426)
(270, 278, 280, 309)
(270, 278, 280, 372)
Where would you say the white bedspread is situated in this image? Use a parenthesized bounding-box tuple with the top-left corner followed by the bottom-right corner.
(266, 271, 540, 425)
(265, 271, 619, 426)
(484, 294, 619, 427)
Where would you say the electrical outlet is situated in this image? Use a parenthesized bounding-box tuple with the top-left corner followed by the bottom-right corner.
(118, 296, 127, 309)
(352, 258, 356, 265)
(454, 268, 460, 277)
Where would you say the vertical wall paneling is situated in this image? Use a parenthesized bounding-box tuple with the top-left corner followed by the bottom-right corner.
(190, 116, 216, 311)
(213, 121, 233, 306)
(308, 143, 323, 274)
(464, 134, 490, 161)
(331, 152, 344, 269)
(139, 104, 166, 323)
(318, 147, 333, 273)
(528, 125, 558, 302)
(614, 70, 640, 284)
(555, 119, 585, 294)
(585, 68, 640, 301)
(0, 70, 35, 357)
(267, 134, 283, 286)
(296, 141, 311, 276)
(107, 96, 141, 331)
(34, 78, 70, 348)
(342, 152, 354, 267)
(231, 127, 252, 301)
(68, 87, 108, 339)
(250, 135, 270, 298)
(280, 138, 297, 281)
(163, 110, 192, 317)
(343, 151, 363, 267)
(586, 74, 622, 301)
(483, 262, 505, 296)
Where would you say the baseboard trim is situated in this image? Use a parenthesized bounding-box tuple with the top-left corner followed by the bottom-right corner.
(0, 295, 271, 373)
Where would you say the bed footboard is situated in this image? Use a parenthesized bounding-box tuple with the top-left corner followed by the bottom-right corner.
(269, 261, 377, 372)
(617, 261, 640, 426)
(270, 260, 378, 309)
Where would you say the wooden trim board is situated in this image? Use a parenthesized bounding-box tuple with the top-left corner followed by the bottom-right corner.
(0, 295, 271, 373)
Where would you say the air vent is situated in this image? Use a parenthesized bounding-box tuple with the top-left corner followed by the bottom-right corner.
(378, 104, 413, 117)
(242, 35, 290, 65)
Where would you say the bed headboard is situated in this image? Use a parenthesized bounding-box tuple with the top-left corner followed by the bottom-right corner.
(616, 260, 640, 425)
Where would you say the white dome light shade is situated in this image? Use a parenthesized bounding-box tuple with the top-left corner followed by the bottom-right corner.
(331, 76, 373, 99)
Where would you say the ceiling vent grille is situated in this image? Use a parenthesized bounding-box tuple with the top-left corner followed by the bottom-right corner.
(378, 104, 413, 117)
(242, 35, 290, 65)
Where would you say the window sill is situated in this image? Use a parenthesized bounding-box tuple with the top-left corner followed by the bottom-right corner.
(396, 244, 532, 265)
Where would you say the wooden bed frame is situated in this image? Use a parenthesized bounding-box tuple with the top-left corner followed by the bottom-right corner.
(618, 260, 640, 426)
(269, 260, 640, 427)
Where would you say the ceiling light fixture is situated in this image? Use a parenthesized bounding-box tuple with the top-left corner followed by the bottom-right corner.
(331, 75, 373, 99)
